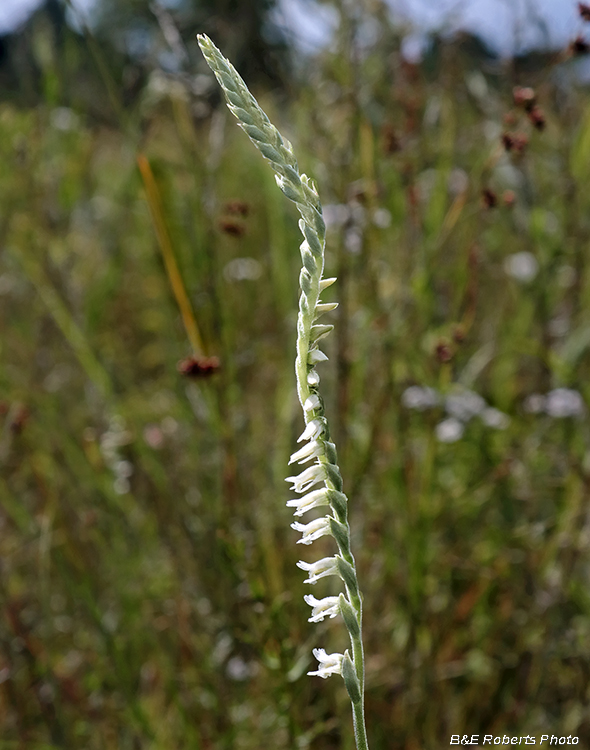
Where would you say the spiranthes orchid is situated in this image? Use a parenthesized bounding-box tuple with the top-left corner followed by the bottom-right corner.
(198, 34, 371, 750)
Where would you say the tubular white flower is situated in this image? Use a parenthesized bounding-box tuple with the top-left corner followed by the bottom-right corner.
(297, 418, 324, 443)
(307, 370, 320, 386)
(314, 302, 339, 318)
(285, 464, 326, 493)
(289, 440, 324, 465)
(291, 516, 332, 544)
(296, 556, 339, 584)
(319, 277, 337, 291)
(286, 487, 331, 516)
(307, 648, 344, 679)
(308, 349, 329, 364)
(304, 394, 321, 412)
(304, 594, 340, 622)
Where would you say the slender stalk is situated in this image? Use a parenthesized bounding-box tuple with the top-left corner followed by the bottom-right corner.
(197, 34, 370, 749)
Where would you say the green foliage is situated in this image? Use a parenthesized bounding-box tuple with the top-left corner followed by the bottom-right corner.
(2, 9, 590, 749)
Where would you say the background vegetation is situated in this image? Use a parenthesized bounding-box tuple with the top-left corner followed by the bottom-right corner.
(2, 1, 590, 747)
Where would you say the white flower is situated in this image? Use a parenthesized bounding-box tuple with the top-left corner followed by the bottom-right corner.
(445, 389, 486, 422)
(296, 556, 339, 584)
(480, 407, 510, 429)
(545, 388, 584, 418)
(304, 594, 340, 622)
(286, 488, 331, 517)
(304, 394, 321, 412)
(291, 516, 331, 545)
(523, 394, 546, 414)
(285, 464, 326, 493)
(289, 440, 324, 465)
(504, 252, 538, 282)
(307, 370, 320, 386)
(308, 349, 329, 364)
(435, 417, 464, 443)
(314, 302, 338, 318)
(319, 277, 337, 292)
(307, 648, 343, 678)
(401, 385, 440, 411)
(297, 419, 324, 443)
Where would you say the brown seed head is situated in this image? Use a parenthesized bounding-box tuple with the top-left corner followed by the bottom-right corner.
(435, 341, 453, 363)
(527, 105, 546, 131)
(502, 190, 516, 208)
(224, 200, 250, 216)
(579, 3, 590, 21)
(381, 123, 401, 155)
(218, 219, 246, 237)
(513, 86, 536, 111)
(502, 132, 528, 153)
(570, 35, 590, 55)
(177, 355, 221, 378)
(482, 188, 498, 209)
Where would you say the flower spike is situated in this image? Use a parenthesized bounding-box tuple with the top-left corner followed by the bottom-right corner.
(198, 35, 370, 749)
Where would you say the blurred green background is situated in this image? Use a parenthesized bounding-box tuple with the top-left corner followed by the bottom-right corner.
(3, 1, 590, 747)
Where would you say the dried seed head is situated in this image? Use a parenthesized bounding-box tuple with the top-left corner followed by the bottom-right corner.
(527, 105, 546, 131)
(482, 188, 497, 209)
(512, 86, 536, 111)
(177, 356, 220, 378)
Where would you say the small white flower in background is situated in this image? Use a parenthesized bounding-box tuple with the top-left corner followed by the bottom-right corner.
(322, 204, 349, 229)
(504, 252, 539, 283)
(545, 388, 585, 418)
(296, 556, 339, 584)
(402, 385, 440, 411)
(447, 168, 469, 196)
(445, 389, 486, 422)
(304, 595, 340, 623)
(372, 208, 392, 228)
(307, 648, 344, 679)
(480, 407, 510, 429)
(51, 107, 79, 132)
(523, 394, 546, 414)
(524, 389, 584, 418)
(223, 257, 263, 282)
(435, 418, 464, 443)
(291, 517, 332, 545)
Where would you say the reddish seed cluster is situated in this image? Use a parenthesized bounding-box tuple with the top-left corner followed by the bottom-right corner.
(381, 123, 401, 155)
(482, 189, 497, 209)
(503, 190, 516, 208)
(570, 35, 590, 55)
(224, 200, 250, 216)
(512, 86, 545, 130)
(513, 86, 536, 111)
(502, 132, 529, 153)
(177, 355, 221, 378)
(435, 341, 453, 364)
(218, 218, 246, 237)
(528, 105, 546, 131)
(579, 3, 590, 22)
(481, 189, 517, 210)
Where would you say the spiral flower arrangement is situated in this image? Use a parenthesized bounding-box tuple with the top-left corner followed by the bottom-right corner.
(198, 35, 370, 750)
